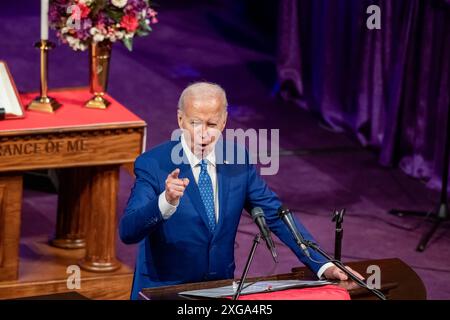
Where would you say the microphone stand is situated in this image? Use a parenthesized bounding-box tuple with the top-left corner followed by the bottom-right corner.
(303, 240, 387, 300)
(233, 233, 261, 300)
(388, 97, 450, 251)
(332, 209, 345, 261)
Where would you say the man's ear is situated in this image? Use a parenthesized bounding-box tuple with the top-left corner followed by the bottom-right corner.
(221, 111, 228, 130)
(177, 110, 183, 128)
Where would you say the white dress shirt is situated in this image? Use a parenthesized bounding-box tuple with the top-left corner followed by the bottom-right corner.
(157, 135, 333, 278)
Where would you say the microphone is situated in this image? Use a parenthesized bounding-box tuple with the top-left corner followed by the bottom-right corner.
(250, 207, 278, 263)
(277, 206, 311, 258)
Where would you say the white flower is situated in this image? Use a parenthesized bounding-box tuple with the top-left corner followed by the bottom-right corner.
(63, 33, 88, 51)
(111, 0, 127, 8)
(115, 31, 125, 39)
(67, 36, 78, 46)
(78, 43, 87, 51)
(89, 27, 99, 36)
(66, 36, 84, 51)
(107, 34, 117, 42)
(93, 33, 105, 42)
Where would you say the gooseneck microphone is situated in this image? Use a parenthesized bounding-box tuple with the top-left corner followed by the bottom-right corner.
(250, 207, 278, 263)
(277, 206, 311, 258)
(276, 206, 386, 300)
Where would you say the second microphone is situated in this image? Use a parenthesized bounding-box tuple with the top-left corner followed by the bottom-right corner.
(250, 207, 278, 263)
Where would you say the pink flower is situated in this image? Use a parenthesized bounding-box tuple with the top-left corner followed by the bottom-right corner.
(77, 3, 91, 19)
(148, 8, 157, 18)
(146, 8, 158, 24)
(120, 14, 139, 32)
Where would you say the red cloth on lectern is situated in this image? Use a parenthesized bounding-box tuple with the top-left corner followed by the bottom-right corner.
(0, 88, 143, 132)
(231, 285, 350, 300)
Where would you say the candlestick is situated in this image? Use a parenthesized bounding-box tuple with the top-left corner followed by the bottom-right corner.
(41, 0, 49, 41)
(27, 40, 62, 113)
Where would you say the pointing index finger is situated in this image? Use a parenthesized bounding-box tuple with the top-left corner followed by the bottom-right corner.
(170, 168, 180, 179)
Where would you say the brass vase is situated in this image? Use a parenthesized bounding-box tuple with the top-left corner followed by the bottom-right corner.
(85, 41, 112, 109)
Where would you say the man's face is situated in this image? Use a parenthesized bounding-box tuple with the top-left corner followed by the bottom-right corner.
(178, 95, 227, 158)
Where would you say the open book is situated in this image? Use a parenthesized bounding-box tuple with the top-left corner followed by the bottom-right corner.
(178, 280, 334, 299)
(0, 61, 25, 120)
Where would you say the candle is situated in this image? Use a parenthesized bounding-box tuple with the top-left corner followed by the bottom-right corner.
(41, 0, 49, 40)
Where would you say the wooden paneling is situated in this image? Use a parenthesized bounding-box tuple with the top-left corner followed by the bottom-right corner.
(0, 127, 144, 172)
(0, 185, 4, 267)
(0, 272, 133, 300)
(0, 174, 23, 281)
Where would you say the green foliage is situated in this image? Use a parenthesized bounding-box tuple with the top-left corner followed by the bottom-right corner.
(90, 0, 108, 16)
(106, 7, 124, 23)
(123, 37, 133, 51)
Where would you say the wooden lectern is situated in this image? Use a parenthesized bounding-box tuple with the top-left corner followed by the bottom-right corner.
(0, 88, 146, 283)
(139, 258, 426, 300)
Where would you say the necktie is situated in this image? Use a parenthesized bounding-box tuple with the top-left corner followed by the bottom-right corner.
(198, 159, 216, 232)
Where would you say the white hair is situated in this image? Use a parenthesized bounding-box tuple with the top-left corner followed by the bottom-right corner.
(177, 82, 228, 113)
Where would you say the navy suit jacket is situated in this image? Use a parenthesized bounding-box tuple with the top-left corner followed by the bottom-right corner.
(119, 139, 328, 299)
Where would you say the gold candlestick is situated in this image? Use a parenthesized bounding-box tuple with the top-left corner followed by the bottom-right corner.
(27, 40, 62, 113)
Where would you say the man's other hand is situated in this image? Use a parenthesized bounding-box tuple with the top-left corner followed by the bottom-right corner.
(323, 265, 365, 281)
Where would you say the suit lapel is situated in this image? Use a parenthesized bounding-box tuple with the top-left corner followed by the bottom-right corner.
(212, 139, 231, 239)
(214, 161, 230, 238)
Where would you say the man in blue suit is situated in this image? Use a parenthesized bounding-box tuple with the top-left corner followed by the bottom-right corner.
(120, 82, 361, 299)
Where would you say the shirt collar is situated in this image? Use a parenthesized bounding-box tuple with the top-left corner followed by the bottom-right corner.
(181, 134, 216, 168)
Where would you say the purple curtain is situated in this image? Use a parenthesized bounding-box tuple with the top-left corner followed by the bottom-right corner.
(277, 0, 450, 188)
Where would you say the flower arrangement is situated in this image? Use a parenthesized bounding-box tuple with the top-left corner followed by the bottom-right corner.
(49, 0, 158, 51)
